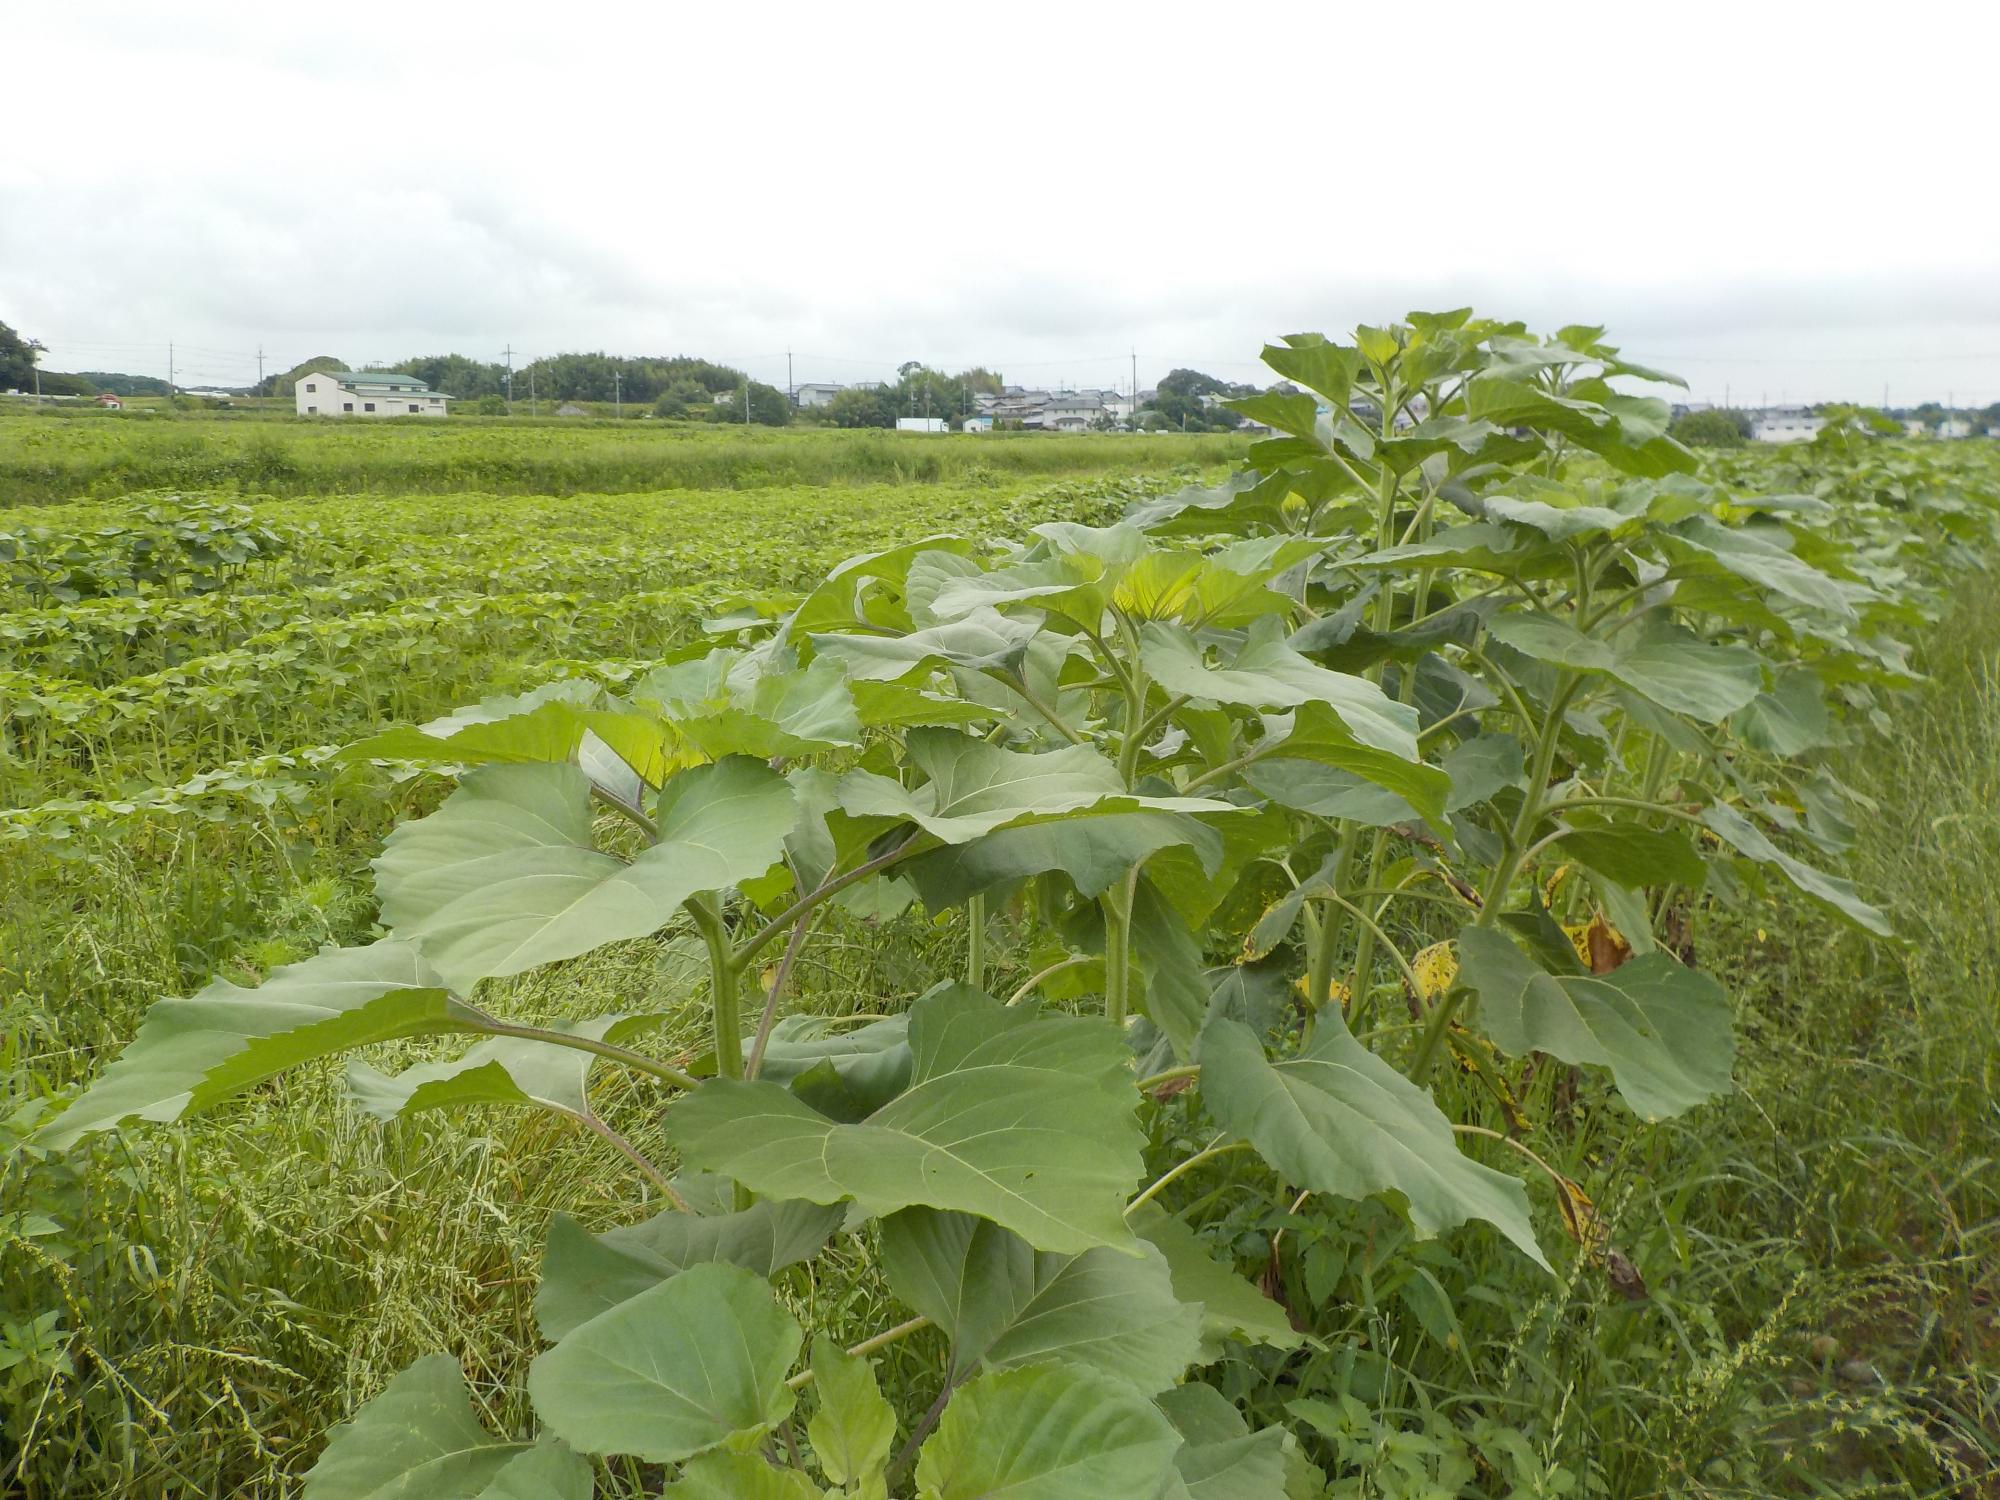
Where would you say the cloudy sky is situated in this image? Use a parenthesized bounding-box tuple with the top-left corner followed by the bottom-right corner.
(6, 3, 1997, 406)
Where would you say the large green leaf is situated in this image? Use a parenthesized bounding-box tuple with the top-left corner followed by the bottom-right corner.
(1128, 1204, 1300, 1362)
(913, 1363, 1181, 1500)
(805, 1335, 896, 1494)
(1667, 514, 1865, 619)
(345, 1013, 661, 1122)
(1142, 619, 1419, 759)
(1155, 1384, 1290, 1500)
(809, 609, 1040, 682)
(1198, 1017, 1547, 1268)
(474, 1443, 594, 1500)
(43, 941, 474, 1152)
(1734, 670, 1839, 757)
(751, 1013, 914, 1118)
(1550, 823, 1707, 889)
(1464, 376, 1694, 477)
(633, 651, 863, 759)
(902, 810, 1221, 910)
(791, 534, 974, 635)
(1453, 926, 1735, 1120)
(528, 1262, 802, 1463)
(301, 1353, 537, 1500)
(536, 1196, 845, 1340)
(838, 729, 1226, 845)
(669, 987, 1144, 1254)
(1700, 802, 1893, 935)
(339, 680, 600, 768)
(1486, 614, 1763, 722)
(1250, 702, 1450, 821)
(879, 1208, 1200, 1392)
(662, 1453, 827, 1499)
(375, 758, 793, 991)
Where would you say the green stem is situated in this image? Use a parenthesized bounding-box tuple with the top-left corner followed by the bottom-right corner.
(965, 894, 986, 991)
(1407, 670, 1580, 1084)
(1124, 1137, 1251, 1217)
(1305, 828, 1362, 1012)
(1101, 870, 1136, 1026)
(689, 892, 742, 1080)
(1004, 671, 1088, 745)
(466, 1016, 697, 1090)
(1006, 953, 1091, 1006)
(734, 832, 931, 972)
(784, 1316, 933, 1392)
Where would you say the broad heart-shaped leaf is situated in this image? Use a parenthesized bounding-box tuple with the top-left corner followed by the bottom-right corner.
(1155, 1384, 1289, 1500)
(633, 651, 863, 759)
(809, 608, 1041, 682)
(528, 1262, 802, 1463)
(901, 809, 1222, 911)
(1246, 703, 1451, 824)
(1463, 375, 1695, 477)
(750, 1013, 914, 1119)
(663, 1452, 827, 1499)
(1142, 618, 1419, 760)
(805, 1335, 896, 1493)
(1666, 513, 1865, 619)
(1734, 669, 1839, 757)
(1700, 802, 1893, 936)
(535, 1196, 845, 1340)
(879, 1208, 1200, 1393)
(838, 728, 1229, 845)
(474, 1442, 594, 1500)
(1122, 469, 1297, 537)
(345, 1013, 661, 1122)
(42, 941, 475, 1152)
(669, 987, 1144, 1255)
(1198, 1017, 1548, 1269)
(1127, 1204, 1300, 1362)
(914, 1362, 1181, 1500)
(338, 679, 600, 768)
(791, 534, 974, 636)
(1550, 822, 1707, 890)
(375, 758, 793, 992)
(1486, 613, 1764, 723)
(1453, 926, 1735, 1121)
(300, 1353, 534, 1500)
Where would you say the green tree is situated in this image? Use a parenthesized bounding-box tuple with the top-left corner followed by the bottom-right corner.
(827, 387, 895, 429)
(0, 319, 40, 390)
(709, 381, 791, 427)
(1669, 409, 1746, 448)
(265, 356, 348, 399)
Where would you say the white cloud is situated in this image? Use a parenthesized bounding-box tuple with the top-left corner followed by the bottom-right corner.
(5, 0, 1997, 404)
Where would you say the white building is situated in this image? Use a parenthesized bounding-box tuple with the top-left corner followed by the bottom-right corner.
(296, 370, 449, 418)
(793, 382, 844, 408)
(1750, 405, 1823, 443)
(962, 415, 994, 433)
(896, 416, 948, 433)
(1938, 417, 1973, 439)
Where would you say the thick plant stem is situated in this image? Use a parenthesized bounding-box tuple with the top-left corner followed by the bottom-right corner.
(1406, 671, 1581, 1084)
(1101, 876, 1134, 1026)
(1306, 827, 1363, 1013)
(965, 894, 986, 991)
(689, 892, 742, 1081)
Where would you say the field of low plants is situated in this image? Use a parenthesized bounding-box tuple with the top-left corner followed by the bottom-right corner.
(2, 322, 1996, 1499)
(0, 414, 1247, 506)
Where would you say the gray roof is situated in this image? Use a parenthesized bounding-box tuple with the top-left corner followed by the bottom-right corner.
(333, 370, 439, 393)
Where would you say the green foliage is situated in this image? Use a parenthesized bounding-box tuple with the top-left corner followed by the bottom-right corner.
(710, 380, 793, 427)
(1668, 406, 1748, 447)
(12, 317, 2000, 1497)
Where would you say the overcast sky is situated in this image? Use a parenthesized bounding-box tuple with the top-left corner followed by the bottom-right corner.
(5, 3, 1997, 406)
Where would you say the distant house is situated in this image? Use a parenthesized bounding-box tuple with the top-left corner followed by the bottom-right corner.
(793, 382, 844, 408)
(962, 415, 994, 433)
(557, 402, 588, 416)
(896, 417, 948, 433)
(94, 394, 122, 408)
(296, 370, 449, 418)
(1938, 417, 1973, 439)
(1749, 406, 1822, 443)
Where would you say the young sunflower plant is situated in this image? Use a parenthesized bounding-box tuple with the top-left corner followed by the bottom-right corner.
(47, 312, 1909, 1498)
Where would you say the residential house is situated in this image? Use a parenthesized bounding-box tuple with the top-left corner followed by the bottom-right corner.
(1938, 417, 1973, 439)
(1749, 405, 1822, 443)
(93, 394, 122, 408)
(962, 415, 995, 433)
(793, 382, 844, 408)
(296, 370, 449, 418)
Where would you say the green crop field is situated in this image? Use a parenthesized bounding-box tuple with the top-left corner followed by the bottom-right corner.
(2, 328, 1996, 1500)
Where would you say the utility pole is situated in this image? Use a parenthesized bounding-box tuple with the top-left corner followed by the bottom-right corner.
(256, 344, 265, 394)
(1131, 347, 1138, 429)
(529, 363, 537, 417)
(787, 349, 794, 408)
(504, 345, 514, 415)
(743, 381, 750, 425)
(614, 369, 622, 417)
(168, 343, 175, 402)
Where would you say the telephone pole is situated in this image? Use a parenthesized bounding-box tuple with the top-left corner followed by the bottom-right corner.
(528, 363, 536, 417)
(743, 381, 750, 425)
(614, 369, 622, 417)
(168, 343, 175, 401)
(787, 349, 794, 408)
(1131, 347, 1138, 429)
(256, 345, 265, 394)
(504, 345, 515, 415)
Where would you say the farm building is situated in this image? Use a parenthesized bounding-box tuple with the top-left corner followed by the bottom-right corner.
(793, 382, 844, 408)
(296, 371, 449, 418)
(962, 415, 995, 433)
(1749, 406, 1823, 443)
(896, 417, 948, 433)
(94, 393, 122, 408)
